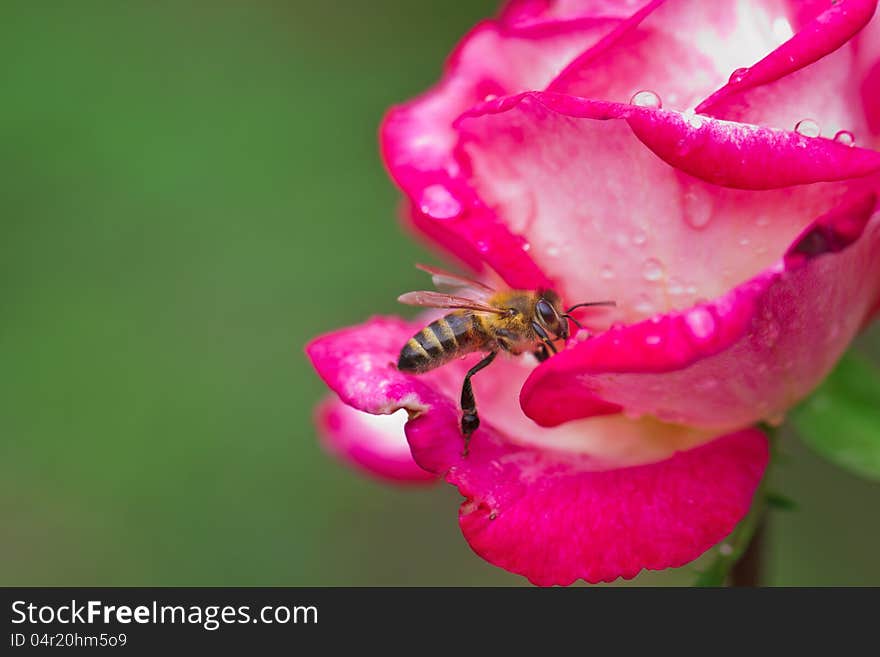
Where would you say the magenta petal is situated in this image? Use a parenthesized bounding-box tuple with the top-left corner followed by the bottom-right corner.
(696, 0, 878, 115)
(405, 406, 768, 585)
(455, 91, 880, 318)
(306, 317, 769, 584)
(521, 194, 880, 430)
(315, 396, 435, 483)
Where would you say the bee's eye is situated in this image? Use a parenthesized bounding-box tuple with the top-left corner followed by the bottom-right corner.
(535, 299, 557, 327)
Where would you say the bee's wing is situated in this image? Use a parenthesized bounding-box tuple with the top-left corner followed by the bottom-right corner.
(415, 263, 495, 302)
(397, 291, 507, 314)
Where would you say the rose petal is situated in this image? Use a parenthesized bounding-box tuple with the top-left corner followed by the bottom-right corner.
(306, 317, 769, 585)
(430, 424, 768, 586)
(695, 0, 878, 121)
(381, 17, 622, 286)
(499, 0, 657, 28)
(315, 396, 435, 483)
(521, 193, 880, 430)
(454, 92, 880, 319)
(547, 0, 792, 111)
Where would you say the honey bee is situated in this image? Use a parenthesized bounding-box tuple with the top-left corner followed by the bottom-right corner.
(397, 264, 614, 453)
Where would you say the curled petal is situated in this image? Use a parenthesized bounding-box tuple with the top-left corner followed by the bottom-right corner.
(547, 0, 792, 111)
(696, 0, 878, 115)
(315, 396, 435, 483)
(521, 193, 880, 430)
(454, 91, 880, 318)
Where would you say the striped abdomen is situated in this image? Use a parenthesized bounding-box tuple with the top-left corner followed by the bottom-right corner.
(398, 312, 487, 374)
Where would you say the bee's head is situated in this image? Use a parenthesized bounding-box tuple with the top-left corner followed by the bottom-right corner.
(534, 290, 569, 341)
(535, 291, 618, 344)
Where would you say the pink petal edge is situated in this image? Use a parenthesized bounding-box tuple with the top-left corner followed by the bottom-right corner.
(315, 396, 435, 483)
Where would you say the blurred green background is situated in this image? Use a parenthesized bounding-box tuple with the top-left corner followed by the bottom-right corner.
(2, 0, 879, 586)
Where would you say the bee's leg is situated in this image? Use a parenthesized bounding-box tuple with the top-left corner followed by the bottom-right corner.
(531, 322, 558, 358)
(460, 351, 498, 456)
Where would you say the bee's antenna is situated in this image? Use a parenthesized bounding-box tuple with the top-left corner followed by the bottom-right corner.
(561, 314, 585, 330)
(566, 300, 616, 313)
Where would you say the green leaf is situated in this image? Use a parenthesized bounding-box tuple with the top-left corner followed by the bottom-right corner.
(791, 350, 880, 481)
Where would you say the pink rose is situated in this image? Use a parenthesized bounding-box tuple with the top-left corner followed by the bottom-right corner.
(306, 0, 880, 585)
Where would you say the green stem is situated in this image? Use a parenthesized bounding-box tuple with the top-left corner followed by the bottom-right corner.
(693, 423, 778, 587)
(694, 480, 767, 587)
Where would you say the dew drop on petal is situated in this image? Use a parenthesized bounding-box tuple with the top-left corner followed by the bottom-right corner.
(794, 119, 820, 138)
(684, 307, 716, 340)
(631, 231, 647, 246)
(600, 265, 615, 280)
(483, 94, 498, 102)
(419, 184, 462, 219)
(729, 67, 748, 84)
(645, 334, 662, 346)
(682, 190, 712, 229)
(521, 241, 531, 252)
(476, 239, 490, 254)
(634, 295, 655, 316)
(630, 90, 662, 109)
(755, 216, 769, 228)
(833, 130, 855, 146)
(642, 258, 664, 282)
(546, 245, 561, 257)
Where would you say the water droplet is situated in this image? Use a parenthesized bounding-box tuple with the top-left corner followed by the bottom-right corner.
(630, 90, 662, 109)
(475, 239, 490, 254)
(631, 231, 647, 246)
(600, 265, 615, 280)
(668, 278, 686, 296)
(571, 329, 590, 342)
(739, 237, 750, 247)
(729, 67, 748, 84)
(419, 184, 462, 219)
(642, 258, 664, 282)
(521, 242, 531, 252)
(794, 118, 820, 138)
(546, 245, 561, 257)
(833, 130, 855, 146)
(685, 307, 716, 340)
(634, 295, 655, 316)
(645, 334, 662, 346)
(483, 94, 498, 102)
(682, 189, 712, 229)
(755, 216, 769, 228)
